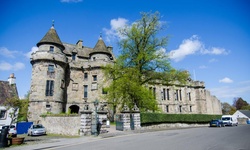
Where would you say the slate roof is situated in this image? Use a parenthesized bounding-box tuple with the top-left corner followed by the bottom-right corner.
(239, 110, 250, 118)
(37, 26, 65, 50)
(63, 43, 92, 58)
(91, 37, 112, 56)
(0, 81, 18, 105)
(63, 37, 112, 58)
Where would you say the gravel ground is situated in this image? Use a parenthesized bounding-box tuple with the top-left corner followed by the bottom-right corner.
(15, 134, 76, 146)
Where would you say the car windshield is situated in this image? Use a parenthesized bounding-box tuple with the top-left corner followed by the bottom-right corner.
(2, 125, 15, 129)
(211, 120, 219, 123)
(33, 125, 44, 129)
(222, 117, 231, 120)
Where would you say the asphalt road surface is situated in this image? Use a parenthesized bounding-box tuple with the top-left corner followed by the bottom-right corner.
(41, 125, 250, 150)
(7, 125, 250, 150)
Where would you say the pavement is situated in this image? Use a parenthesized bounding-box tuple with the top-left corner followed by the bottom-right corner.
(3, 125, 136, 150)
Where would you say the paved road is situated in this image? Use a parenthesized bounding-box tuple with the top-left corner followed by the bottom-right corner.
(8, 125, 250, 150)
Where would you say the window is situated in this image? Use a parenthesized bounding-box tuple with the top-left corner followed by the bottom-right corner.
(72, 83, 78, 91)
(46, 103, 51, 111)
(190, 106, 192, 112)
(179, 105, 182, 113)
(84, 73, 88, 80)
(153, 87, 156, 98)
(102, 88, 108, 94)
(93, 75, 97, 81)
(166, 105, 169, 113)
(84, 85, 88, 98)
(72, 53, 76, 61)
(188, 92, 191, 101)
(167, 89, 170, 100)
(91, 83, 98, 90)
(45, 80, 54, 96)
(93, 57, 96, 61)
(49, 46, 54, 52)
(175, 90, 179, 100)
(48, 65, 54, 73)
(163, 88, 166, 100)
(179, 90, 182, 101)
(61, 80, 65, 88)
(0, 110, 6, 119)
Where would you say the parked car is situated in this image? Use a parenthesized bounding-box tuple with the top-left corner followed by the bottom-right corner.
(27, 124, 46, 136)
(1, 125, 17, 137)
(221, 115, 238, 126)
(210, 119, 224, 127)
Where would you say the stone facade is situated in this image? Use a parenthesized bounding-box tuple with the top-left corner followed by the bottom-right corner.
(28, 25, 221, 122)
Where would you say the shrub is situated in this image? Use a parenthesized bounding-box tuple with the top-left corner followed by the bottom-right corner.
(141, 112, 222, 125)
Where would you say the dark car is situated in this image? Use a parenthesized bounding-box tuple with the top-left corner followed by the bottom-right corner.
(210, 119, 224, 127)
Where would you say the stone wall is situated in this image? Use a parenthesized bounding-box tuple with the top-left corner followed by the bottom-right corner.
(39, 116, 81, 136)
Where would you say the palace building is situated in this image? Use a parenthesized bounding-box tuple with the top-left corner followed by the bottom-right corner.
(28, 24, 221, 122)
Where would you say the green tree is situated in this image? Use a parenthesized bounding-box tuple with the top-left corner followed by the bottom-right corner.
(18, 91, 30, 122)
(241, 105, 250, 110)
(233, 97, 249, 110)
(103, 12, 189, 113)
(3, 97, 21, 125)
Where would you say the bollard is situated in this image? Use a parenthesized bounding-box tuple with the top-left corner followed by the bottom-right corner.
(0, 128, 9, 148)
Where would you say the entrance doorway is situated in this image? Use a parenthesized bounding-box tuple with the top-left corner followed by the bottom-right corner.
(69, 105, 79, 114)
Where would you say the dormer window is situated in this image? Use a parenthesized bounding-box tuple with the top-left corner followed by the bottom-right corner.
(49, 46, 54, 52)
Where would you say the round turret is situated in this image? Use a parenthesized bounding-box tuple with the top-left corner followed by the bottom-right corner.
(29, 24, 67, 122)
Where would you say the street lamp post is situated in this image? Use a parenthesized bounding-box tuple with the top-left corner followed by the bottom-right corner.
(93, 99, 99, 136)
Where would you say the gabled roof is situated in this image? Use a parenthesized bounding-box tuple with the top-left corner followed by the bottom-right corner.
(91, 37, 112, 56)
(0, 81, 18, 105)
(239, 110, 250, 118)
(37, 26, 65, 50)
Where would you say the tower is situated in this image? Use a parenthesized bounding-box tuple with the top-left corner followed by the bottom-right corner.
(28, 24, 67, 122)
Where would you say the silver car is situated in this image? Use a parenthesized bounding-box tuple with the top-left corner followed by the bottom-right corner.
(27, 124, 46, 136)
(1, 125, 17, 137)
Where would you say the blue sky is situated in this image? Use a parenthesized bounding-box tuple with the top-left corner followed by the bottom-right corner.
(0, 0, 249, 105)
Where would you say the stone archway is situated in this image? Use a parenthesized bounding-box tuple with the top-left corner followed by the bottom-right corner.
(69, 105, 79, 114)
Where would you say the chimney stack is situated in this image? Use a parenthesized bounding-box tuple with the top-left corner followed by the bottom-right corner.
(76, 40, 83, 48)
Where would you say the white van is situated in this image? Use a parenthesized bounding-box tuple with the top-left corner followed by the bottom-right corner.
(221, 115, 238, 126)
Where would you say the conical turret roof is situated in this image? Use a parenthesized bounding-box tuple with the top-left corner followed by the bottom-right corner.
(91, 36, 111, 55)
(37, 26, 65, 50)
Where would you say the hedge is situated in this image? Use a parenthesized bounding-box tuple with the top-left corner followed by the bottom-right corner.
(141, 112, 222, 125)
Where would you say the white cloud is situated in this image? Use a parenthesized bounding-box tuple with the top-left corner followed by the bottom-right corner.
(0, 47, 19, 58)
(0, 62, 25, 71)
(168, 35, 203, 62)
(103, 18, 129, 42)
(169, 35, 229, 62)
(25, 46, 38, 59)
(60, 0, 82, 3)
(219, 77, 233, 83)
(201, 47, 229, 55)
